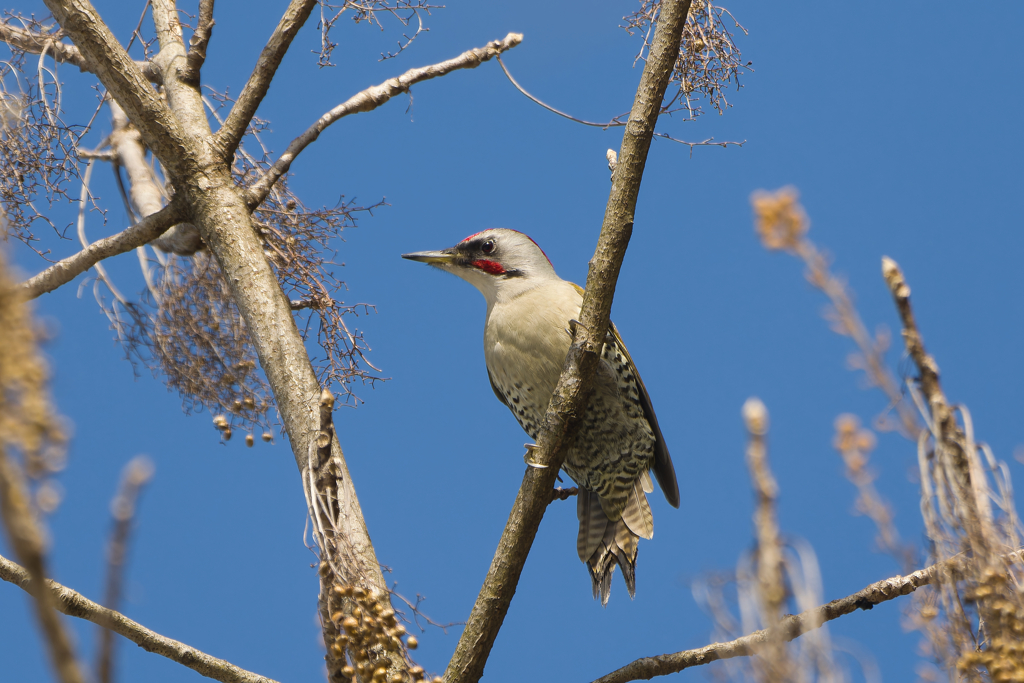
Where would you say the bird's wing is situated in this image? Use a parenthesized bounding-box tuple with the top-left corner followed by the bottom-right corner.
(486, 368, 510, 409)
(609, 321, 680, 508)
(568, 283, 680, 508)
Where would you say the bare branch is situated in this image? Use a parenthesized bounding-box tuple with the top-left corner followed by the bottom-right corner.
(243, 32, 524, 210)
(0, 553, 280, 683)
(179, 0, 214, 84)
(443, 3, 694, 682)
(593, 550, 1024, 683)
(0, 21, 162, 83)
(20, 197, 185, 299)
(214, 0, 318, 159)
(741, 397, 794, 682)
(96, 456, 154, 683)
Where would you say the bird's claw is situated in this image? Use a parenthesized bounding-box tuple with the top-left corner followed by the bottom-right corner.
(566, 319, 586, 339)
(523, 443, 548, 469)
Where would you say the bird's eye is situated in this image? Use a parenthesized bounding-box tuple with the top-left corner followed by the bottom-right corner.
(481, 240, 495, 254)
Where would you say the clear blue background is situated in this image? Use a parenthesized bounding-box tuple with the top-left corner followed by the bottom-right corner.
(2, 1, 1023, 681)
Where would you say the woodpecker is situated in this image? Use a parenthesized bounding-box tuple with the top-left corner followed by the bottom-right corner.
(402, 229, 679, 604)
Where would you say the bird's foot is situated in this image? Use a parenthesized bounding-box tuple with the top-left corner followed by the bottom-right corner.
(566, 318, 587, 339)
(523, 443, 548, 469)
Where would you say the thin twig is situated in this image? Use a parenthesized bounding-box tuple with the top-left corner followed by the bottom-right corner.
(495, 54, 744, 151)
(0, 552, 280, 683)
(20, 198, 185, 299)
(495, 54, 628, 128)
(592, 550, 1024, 683)
(96, 456, 154, 683)
(243, 32, 524, 210)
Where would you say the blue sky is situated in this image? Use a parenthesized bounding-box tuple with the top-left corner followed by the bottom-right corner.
(3, 1, 1024, 682)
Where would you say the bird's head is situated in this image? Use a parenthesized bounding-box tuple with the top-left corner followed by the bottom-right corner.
(402, 228, 558, 305)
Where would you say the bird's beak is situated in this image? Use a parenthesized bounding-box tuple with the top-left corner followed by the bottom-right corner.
(401, 249, 456, 265)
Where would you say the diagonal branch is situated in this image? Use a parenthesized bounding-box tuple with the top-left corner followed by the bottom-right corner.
(0, 22, 162, 83)
(21, 198, 185, 299)
(442, 3, 694, 682)
(243, 32, 523, 210)
(0, 552, 281, 683)
(213, 0, 318, 160)
(591, 549, 1024, 683)
(41, 0, 194, 177)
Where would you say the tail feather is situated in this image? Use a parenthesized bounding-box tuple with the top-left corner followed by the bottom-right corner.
(577, 483, 653, 605)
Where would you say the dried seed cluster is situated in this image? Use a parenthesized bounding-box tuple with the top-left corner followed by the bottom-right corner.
(328, 584, 437, 683)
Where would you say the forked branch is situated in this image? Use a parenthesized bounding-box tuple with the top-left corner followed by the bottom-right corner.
(243, 32, 524, 210)
(443, 3, 694, 682)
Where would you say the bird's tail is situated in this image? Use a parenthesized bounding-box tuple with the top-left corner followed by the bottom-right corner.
(576, 475, 654, 606)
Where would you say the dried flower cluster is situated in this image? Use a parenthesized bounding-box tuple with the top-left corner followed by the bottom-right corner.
(1, 15, 88, 255)
(754, 190, 1024, 681)
(326, 583, 437, 683)
(123, 251, 276, 432)
(0, 247, 66, 504)
(751, 186, 807, 253)
(622, 0, 749, 121)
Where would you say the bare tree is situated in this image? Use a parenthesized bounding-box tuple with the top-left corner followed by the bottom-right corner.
(4, 2, 1019, 683)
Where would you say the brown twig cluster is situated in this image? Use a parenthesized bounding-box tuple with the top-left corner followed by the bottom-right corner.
(833, 414, 917, 571)
(752, 187, 1024, 681)
(622, 0, 750, 121)
(0, 14, 91, 254)
(315, 0, 441, 67)
(751, 186, 920, 437)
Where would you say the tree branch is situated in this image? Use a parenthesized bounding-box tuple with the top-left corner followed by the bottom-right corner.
(179, 0, 214, 84)
(592, 549, 1024, 683)
(243, 32, 524, 210)
(41, 0, 195, 178)
(0, 22, 162, 83)
(442, 3, 694, 682)
(0, 553, 281, 683)
(214, 0, 318, 160)
(21, 197, 185, 299)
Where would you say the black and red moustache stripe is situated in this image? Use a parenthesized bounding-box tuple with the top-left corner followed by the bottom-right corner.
(472, 259, 506, 275)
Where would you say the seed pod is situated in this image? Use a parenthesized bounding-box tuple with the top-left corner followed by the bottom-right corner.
(222, 428, 232, 441)
(262, 432, 273, 442)
(342, 617, 359, 633)
(245, 434, 254, 447)
(407, 636, 419, 650)
(410, 665, 424, 677)
(372, 667, 387, 681)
